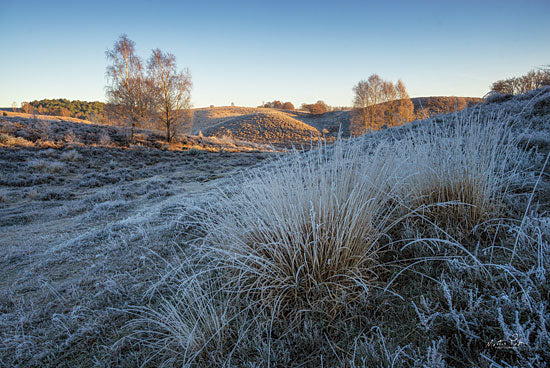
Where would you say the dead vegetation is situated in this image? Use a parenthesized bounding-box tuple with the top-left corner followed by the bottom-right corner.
(0, 113, 272, 153)
(125, 88, 550, 367)
(1, 88, 549, 367)
(0, 143, 272, 367)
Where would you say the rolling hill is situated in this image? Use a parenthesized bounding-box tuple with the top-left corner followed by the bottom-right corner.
(2, 96, 484, 149)
(191, 96, 482, 144)
(202, 110, 323, 147)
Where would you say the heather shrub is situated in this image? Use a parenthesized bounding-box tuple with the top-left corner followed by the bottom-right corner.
(98, 131, 112, 146)
(28, 159, 65, 173)
(64, 129, 78, 144)
(60, 150, 83, 162)
(0, 133, 33, 147)
(0, 133, 9, 144)
(185, 148, 202, 155)
(36, 119, 52, 140)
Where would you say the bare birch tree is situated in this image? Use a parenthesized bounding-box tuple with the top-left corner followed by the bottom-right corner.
(491, 68, 550, 95)
(148, 49, 192, 142)
(351, 74, 386, 134)
(351, 75, 414, 135)
(105, 35, 152, 142)
(395, 80, 415, 124)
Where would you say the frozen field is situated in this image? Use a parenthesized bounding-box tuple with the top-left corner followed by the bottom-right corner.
(1, 88, 550, 367)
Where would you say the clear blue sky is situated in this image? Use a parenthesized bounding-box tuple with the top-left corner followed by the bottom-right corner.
(1, 0, 549, 108)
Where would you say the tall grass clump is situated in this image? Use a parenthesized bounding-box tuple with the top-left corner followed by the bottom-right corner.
(400, 111, 525, 240)
(130, 96, 548, 366)
(202, 139, 406, 315)
(122, 274, 239, 365)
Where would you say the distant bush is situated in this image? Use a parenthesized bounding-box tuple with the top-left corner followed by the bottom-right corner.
(301, 100, 329, 114)
(0, 133, 9, 144)
(64, 130, 78, 144)
(98, 131, 112, 146)
(282, 102, 295, 110)
(35, 120, 52, 140)
(412, 96, 482, 119)
(261, 100, 295, 110)
(60, 150, 83, 162)
(185, 148, 202, 155)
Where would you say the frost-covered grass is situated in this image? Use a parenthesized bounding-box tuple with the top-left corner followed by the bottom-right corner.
(0, 145, 270, 367)
(1, 88, 549, 367)
(400, 111, 526, 240)
(128, 89, 550, 367)
(201, 139, 407, 315)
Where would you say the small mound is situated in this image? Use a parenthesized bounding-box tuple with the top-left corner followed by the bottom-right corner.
(203, 111, 321, 146)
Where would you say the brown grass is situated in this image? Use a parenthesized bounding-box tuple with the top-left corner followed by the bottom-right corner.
(1, 110, 96, 125)
(204, 111, 322, 147)
(0, 115, 274, 152)
(203, 140, 403, 316)
(410, 176, 506, 239)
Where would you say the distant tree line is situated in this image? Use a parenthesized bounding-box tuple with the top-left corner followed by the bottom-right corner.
(491, 66, 550, 95)
(260, 100, 333, 114)
(22, 99, 106, 122)
(105, 34, 192, 142)
(260, 100, 295, 110)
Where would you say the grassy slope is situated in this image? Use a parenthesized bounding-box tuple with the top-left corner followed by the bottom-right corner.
(190, 96, 482, 145)
(0, 88, 549, 367)
(193, 107, 354, 147)
(203, 111, 322, 147)
(0, 113, 272, 153)
(130, 88, 550, 367)
(0, 146, 272, 367)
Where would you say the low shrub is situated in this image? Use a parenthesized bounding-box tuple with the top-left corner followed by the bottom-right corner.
(98, 131, 112, 146)
(0, 133, 9, 144)
(27, 159, 65, 173)
(484, 91, 513, 104)
(60, 150, 83, 162)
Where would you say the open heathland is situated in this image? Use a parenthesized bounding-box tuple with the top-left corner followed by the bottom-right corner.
(1, 88, 550, 367)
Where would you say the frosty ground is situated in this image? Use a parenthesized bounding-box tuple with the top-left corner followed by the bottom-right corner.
(1, 88, 550, 367)
(0, 146, 271, 366)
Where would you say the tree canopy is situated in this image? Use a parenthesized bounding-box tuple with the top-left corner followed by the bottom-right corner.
(350, 75, 414, 135)
(27, 99, 106, 121)
(491, 68, 550, 95)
